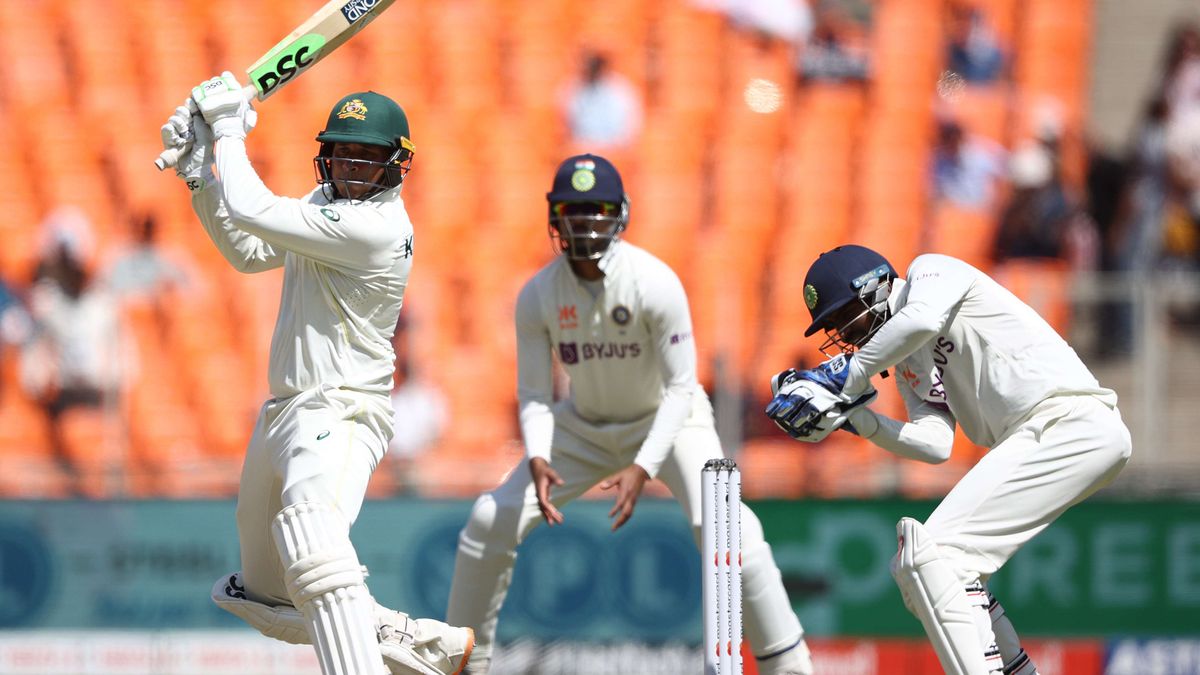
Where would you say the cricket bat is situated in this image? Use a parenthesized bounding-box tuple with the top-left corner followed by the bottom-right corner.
(155, 0, 398, 170)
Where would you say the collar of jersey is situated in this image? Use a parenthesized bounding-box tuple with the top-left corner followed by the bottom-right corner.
(888, 277, 908, 313)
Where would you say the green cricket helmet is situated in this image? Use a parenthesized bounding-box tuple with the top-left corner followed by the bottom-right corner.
(313, 91, 415, 199)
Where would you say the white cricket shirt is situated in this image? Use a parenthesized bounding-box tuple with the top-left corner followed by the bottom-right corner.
(846, 254, 1114, 449)
(515, 242, 699, 478)
(192, 138, 412, 401)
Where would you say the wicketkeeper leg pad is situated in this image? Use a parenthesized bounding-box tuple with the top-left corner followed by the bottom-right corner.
(272, 501, 387, 675)
(890, 517, 1001, 675)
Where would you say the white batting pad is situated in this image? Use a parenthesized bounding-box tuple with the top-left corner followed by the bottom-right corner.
(272, 502, 386, 675)
(211, 572, 310, 645)
(890, 518, 999, 675)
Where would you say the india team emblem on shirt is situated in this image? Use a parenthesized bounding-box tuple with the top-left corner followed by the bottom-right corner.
(611, 305, 631, 326)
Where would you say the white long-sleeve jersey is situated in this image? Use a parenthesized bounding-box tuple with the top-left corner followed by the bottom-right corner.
(191, 137, 413, 401)
(515, 242, 699, 478)
(845, 254, 1115, 459)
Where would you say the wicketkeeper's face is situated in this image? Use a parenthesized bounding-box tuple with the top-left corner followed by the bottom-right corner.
(821, 300, 876, 354)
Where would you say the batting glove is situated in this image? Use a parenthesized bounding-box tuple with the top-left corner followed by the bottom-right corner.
(160, 102, 214, 191)
(192, 71, 257, 140)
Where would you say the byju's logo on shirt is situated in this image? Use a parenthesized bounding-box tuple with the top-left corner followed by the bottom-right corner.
(559, 305, 579, 330)
(558, 341, 642, 365)
(928, 337, 955, 400)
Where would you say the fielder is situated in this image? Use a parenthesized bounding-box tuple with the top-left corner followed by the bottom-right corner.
(765, 245, 1132, 675)
(446, 154, 813, 675)
(160, 72, 474, 675)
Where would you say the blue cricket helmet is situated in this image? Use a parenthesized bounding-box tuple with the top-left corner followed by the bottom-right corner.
(803, 245, 897, 337)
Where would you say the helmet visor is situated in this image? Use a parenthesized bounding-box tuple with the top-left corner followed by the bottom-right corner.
(550, 201, 624, 260)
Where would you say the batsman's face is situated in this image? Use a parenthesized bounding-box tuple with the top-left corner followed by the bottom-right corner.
(330, 143, 391, 200)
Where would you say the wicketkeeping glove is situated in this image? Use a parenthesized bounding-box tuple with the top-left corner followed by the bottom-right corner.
(766, 366, 877, 442)
(798, 353, 853, 396)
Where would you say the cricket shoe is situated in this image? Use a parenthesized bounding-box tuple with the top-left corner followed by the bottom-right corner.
(377, 609, 475, 675)
(757, 637, 814, 675)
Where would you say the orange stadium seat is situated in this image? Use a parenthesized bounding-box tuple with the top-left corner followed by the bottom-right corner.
(927, 204, 997, 270)
(57, 407, 127, 499)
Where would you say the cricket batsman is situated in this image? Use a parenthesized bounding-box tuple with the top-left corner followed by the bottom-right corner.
(159, 72, 474, 675)
(765, 245, 1132, 675)
(446, 154, 814, 674)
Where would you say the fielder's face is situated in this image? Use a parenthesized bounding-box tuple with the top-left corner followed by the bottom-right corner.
(551, 201, 623, 260)
(329, 143, 391, 200)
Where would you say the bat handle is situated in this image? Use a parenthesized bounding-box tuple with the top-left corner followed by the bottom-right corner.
(153, 85, 258, 171)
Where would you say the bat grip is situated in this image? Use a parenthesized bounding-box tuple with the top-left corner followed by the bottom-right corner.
(153, 85, 258, 171)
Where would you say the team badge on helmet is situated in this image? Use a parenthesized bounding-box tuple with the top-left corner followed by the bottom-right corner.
(804, 284, 819, 310)
(337, 99, 368, 121)
(571, 169, 596, 191)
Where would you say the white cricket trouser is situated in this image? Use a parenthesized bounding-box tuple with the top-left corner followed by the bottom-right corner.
(447, 391, 804, 668)
(236, 384, 390, 606)
(926, 393, 1132, 584)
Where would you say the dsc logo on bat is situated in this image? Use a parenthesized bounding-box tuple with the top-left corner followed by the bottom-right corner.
(251, 34, 326, 98)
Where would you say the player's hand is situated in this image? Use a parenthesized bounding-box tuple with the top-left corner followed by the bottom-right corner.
(192, 71, 257, 140)
(600, 464, 649, 531)
(797, 353, 853, 397)
(529, 458, 565, 526)
(161, 102, 213, 191)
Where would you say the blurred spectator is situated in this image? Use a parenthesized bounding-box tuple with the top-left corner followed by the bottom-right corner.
(563, 52, 642, 152)
(1163, 23, 1200, 123)
(697, 0, 813, 45)
(0, 278, 32, 403)
(931, 116, 1006, 210)
(386, 315, 448, 493)
(945, 1, 1005, 83)
(102, 211, 195, 301)
(994, 142, 1098, 269)
(0, 280, 31, 348)
(20, 209, 123, 429)
(796, 0, 870, 83)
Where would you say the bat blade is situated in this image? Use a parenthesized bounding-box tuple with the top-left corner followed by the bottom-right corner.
(245, 0, 398, 101)
(155, 0, 398, 170)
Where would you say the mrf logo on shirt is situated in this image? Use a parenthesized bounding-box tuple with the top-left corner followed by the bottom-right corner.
(557, 342, 642, 365)
(558, 305, 578, 330)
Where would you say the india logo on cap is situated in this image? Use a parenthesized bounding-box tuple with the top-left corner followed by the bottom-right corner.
(571, 168, 596, 191)
(804, 284, 819, 310)
(337, 99, 368, 121)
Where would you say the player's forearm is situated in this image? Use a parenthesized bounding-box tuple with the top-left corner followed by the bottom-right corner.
(847, 407, 954, 464)
(846, 307, 942, 396)
(191, 186, 283, 273)
(633, 385, 693, 479)
(519, 400, 554, 462)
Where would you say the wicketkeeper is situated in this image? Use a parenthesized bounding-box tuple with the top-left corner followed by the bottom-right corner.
(766, 245, 1132, 675)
